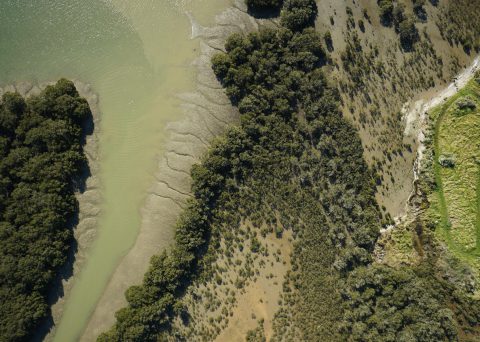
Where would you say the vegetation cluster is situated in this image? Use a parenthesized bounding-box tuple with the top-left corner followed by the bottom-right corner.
(0, 80, 91, 341)
(437, 0, 480, 53)
(377, 0, 419, 50)
(100, 0, 380, 339)
(342, 264, 480, 341)
(100, 0, 480, 341)
(377, 0, 480, 54)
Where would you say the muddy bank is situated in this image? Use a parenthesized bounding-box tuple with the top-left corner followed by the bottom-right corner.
(0, 80, 101, 341)
(80, 2, 258, 340)
(377, 55, 480, 241)
(402, 55, 480, 204)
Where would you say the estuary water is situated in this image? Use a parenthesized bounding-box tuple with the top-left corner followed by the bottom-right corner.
(0, 0, 229, 340)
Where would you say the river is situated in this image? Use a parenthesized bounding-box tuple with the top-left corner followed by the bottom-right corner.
(0, 0, 230, 340)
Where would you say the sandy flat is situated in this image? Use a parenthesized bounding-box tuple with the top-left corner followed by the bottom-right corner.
(80, 2, 260, 340)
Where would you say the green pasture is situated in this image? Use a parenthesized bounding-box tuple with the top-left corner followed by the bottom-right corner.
(428, 76, 480, 264)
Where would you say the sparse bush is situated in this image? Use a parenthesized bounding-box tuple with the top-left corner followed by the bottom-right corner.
(437, 0, 480, 53)
(324, 31, 333, 51)
(358, 19, 365, 33)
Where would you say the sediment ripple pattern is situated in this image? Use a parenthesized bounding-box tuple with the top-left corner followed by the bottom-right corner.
(81, 2, 259, 340)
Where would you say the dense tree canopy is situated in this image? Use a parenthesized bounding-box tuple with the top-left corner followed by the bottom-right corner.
(99, 0, 480, 340)
(280, 0, 318, 31)
(342, 264, 480, 341)
(99, 0, 377, 339)
(0, 80, 91, 341)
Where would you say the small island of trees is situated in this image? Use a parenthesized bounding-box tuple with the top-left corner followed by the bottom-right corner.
(0, 79, 92, 341)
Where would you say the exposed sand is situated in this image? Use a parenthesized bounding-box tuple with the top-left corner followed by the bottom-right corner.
(214, 231, 293, 342)
(80, 2, 259, 340)
(0, 80, 102, 341)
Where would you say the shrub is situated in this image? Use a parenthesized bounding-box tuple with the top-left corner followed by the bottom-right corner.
(413, 0, 427, 20)
(378, 0, 394, 26)
(324, 31, 333, 51)
(280, 0, 318, 31)
(439, 154, 456, 168)
(456, 98, 476, 111)
(398, 16, 419, 50)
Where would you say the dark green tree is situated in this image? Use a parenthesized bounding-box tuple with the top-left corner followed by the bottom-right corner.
(398, 16, 419, 50)
(0, 80, 91, 341)
(378, 0, 394, 26)
(280, 0, 318, 31)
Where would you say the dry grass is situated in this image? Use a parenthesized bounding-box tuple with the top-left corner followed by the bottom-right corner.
(170, 222, 293, 341)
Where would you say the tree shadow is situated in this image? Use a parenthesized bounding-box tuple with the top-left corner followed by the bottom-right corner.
(247, 6, 281, 19)
(31, 109, 95, 341)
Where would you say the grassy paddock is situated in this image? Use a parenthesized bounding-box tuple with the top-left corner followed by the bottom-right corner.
(428, 78, 480, 264)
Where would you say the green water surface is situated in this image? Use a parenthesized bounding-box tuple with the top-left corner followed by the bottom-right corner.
(0, 0, 229, 340)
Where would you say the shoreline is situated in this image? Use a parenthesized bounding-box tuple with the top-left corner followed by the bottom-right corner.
(80, 2, 257, 340)
(0, 80, 102, 342)
(380, 55, 480, 236)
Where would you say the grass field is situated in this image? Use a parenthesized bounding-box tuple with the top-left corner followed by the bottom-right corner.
(428, 77, 480, 263)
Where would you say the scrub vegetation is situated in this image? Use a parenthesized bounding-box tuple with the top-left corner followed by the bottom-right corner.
(376, 0, 419, 50)
(100, 1, 480, 341)
(99, 0, 380, 340)
(437, 0, 480, 54)
(376, 0, 480, 53)
(326, 0, 476, 218)
(0, 80, 91, 341)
